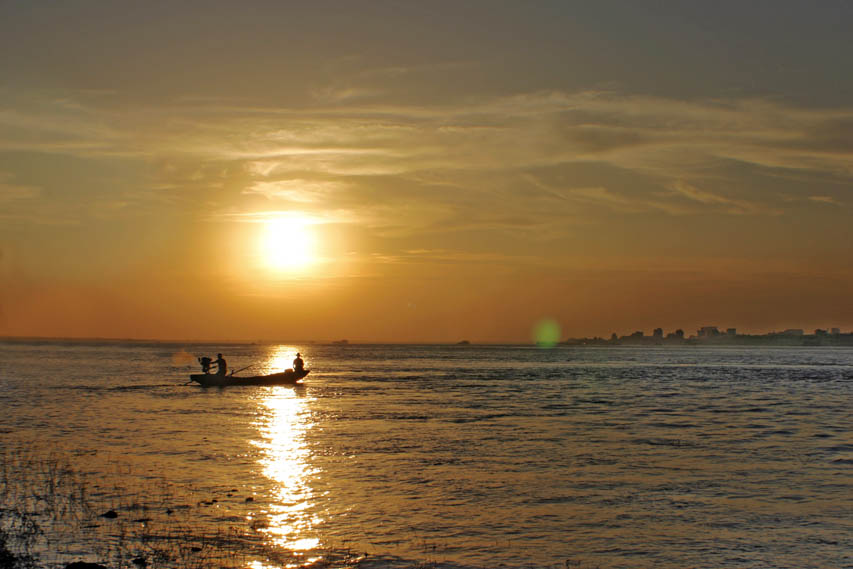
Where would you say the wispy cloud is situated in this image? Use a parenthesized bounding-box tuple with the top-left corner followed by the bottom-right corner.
(311, 86, 384, 104)
(0, 172, 40, 202)
(808, 195, 843, 206)
(218, 209, 357, 226)
(667, 180, 780, 215)
(2, 88, 852, 230)
(7, 89, 852, 172)
(243, 179, 348, 202)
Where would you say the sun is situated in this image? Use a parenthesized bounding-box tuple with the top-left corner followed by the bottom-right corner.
(260, 216, 315, 272)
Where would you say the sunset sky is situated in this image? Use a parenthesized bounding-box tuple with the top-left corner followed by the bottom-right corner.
(1, 1, 852, 342)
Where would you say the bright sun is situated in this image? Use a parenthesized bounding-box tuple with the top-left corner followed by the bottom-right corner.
(261, 217, 315, 272)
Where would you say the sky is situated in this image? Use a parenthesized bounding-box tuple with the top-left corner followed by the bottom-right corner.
(1, 1, 852, 342)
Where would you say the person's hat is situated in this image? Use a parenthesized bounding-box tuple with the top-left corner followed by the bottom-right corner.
(296, 352, 301, 356)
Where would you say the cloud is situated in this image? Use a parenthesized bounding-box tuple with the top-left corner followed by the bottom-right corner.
(1, 88, 852, 231)
(808, 195, 843, 206)
(311, 86, 383, 104)
(667, 180, 780, 215)
(219, 209, 356, 226)
(0, 172, 47, 223)
(0, 96, 127, 157)
(564, 186, 644, 212)
(522, 176, 778, 218)
(6, 88, 850, 173)
(0, 173, 40, 202)
(242, 179, 348, 202)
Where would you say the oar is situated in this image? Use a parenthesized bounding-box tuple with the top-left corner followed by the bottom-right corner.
(230, 364, 256, 376)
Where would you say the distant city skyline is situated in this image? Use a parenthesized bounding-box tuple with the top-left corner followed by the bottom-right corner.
(565, 324, 853, 346)
(603, 325, 847, 339)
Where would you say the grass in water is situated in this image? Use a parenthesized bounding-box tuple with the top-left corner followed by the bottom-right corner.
(1, 444, 587, 569)
(0, 445, 366, 569)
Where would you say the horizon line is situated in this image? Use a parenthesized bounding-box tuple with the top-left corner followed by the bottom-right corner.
(2, 327, 850, 347)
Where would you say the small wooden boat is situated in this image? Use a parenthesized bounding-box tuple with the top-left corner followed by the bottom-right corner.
(190, 369, 310, 387)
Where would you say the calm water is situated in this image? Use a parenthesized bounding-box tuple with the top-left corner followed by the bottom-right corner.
(1, 341, 851, 568)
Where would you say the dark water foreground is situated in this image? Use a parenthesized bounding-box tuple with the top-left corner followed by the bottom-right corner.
(1, 341, 851, 568)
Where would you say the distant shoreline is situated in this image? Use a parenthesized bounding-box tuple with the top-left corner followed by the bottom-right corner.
(0, 336, 525, 346)
(3, 334, 853, 348)
(563, 331, 853, 347)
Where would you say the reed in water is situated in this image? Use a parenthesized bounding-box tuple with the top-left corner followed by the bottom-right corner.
(0, 444, 369, 569)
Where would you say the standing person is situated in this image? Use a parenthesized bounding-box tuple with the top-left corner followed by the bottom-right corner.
(214, 353, 227, 376)
(293, 352, 304, 372)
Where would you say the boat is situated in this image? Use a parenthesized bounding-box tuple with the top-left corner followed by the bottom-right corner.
(190, 368, 310, 387)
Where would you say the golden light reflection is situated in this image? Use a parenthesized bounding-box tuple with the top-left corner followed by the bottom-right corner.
(262, 345, 304, 375)
(249, 558, 323, 569)
(250, 346, 320, 553)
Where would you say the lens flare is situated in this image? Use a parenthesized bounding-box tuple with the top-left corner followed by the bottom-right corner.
(534, 318, 561, 347)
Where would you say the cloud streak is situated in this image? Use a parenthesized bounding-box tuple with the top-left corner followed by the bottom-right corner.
(0, 172, 40, 202)
(1, 88, 851, 234)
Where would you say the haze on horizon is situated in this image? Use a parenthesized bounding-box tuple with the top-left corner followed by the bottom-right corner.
(1, 1, 852, 343)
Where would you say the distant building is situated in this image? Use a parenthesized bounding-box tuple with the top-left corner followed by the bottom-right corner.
(562, 326, 853, 347)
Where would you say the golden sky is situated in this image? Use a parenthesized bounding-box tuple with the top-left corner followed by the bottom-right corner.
(1, 2, 852, 342)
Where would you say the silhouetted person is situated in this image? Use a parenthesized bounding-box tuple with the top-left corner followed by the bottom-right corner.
(214, 353, 227, 376)
(293, 352, 304, 372)
(198, 356, 212, 374)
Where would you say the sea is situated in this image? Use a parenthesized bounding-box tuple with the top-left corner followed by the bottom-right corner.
(0, 340, 851, 569)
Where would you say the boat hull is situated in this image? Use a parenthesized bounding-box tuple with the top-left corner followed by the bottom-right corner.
(190, 369, 310, 387)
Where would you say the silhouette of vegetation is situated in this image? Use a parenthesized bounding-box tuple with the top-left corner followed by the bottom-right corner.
(0, 445, 368, 569)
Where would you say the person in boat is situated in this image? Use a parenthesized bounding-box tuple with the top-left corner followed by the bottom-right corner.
(213, 353, 227, 375)
(293, 352, 304, 372)
(198, 356, 212, 374)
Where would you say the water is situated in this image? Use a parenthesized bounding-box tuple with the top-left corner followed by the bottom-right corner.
(1, 341, 851, 568)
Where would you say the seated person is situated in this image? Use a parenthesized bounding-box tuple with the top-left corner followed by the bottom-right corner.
(293, 352, 304, 372)
(213, 353, 227, 376)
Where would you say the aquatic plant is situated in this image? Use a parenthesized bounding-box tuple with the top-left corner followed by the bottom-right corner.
(0, 444, 369, 569)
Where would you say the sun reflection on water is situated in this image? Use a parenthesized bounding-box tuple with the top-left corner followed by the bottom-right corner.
(261, 345, 307, 375)
(251, 346, 320, 554)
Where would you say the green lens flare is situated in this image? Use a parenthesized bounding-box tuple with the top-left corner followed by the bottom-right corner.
(534, 318, 561, 347)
